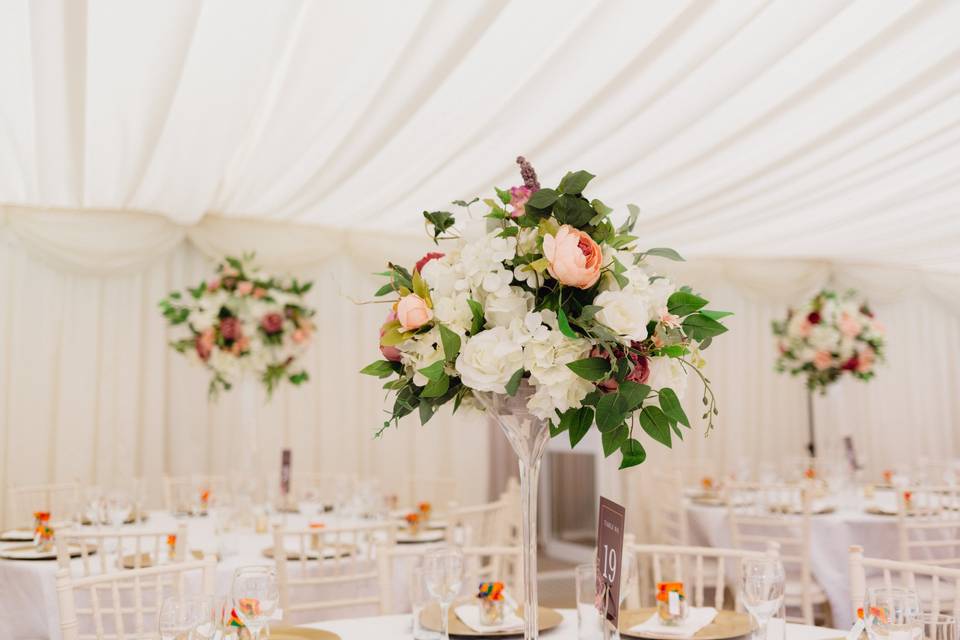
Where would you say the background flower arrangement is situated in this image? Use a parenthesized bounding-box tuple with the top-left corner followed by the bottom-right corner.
(772, 288, 885, 392)
(160, 254, 315, 396)
(361, 157, 730, 469)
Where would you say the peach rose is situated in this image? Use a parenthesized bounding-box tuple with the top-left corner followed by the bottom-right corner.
(207, 278, 220, 292)
(542, 225, 602, 289)
(195, 329, 214, 361)
(396, 294, 433, 331)
(838, 312, 862, 338)
(236, 281, 254, 296)
(292, 328, 309, 344)
(856, 347, 875, 373)
(252, 287, 266, 299)
(812, 350, 833, 370)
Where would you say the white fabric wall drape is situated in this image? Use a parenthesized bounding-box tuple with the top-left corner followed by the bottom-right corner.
(0, 221, 490, 527)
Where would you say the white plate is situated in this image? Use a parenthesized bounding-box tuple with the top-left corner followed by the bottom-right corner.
(0, 543, 85, 561)
(0, 529, 35, 542)
(262, 545, 355, 561)
(396, 530, 445, 544)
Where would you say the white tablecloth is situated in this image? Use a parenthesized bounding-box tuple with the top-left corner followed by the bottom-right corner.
(686, 493, 902, 629)
(306, 610, 846, 640)
(0, 510, 431, 640)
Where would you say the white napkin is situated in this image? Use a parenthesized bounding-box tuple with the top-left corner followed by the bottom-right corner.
(628, 607, 718, 637)
(454, 604, 524, 633)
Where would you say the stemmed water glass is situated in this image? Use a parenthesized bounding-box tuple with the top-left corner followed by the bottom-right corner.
(423, 546, 465, 640)
(231, 566, 280, 640)
(864, 587, 921, 640)
(158, 596, 213, 640)
(920, 614, 958, 640)
(740, 556, 785, 640)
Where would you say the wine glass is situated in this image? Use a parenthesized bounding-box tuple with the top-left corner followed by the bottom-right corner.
(423, 547, 465, 640)
(106, 489, 131, 528)
(231, 566, 279, 640)
(740, 556, 785, 640)
(864, 587, 921, 640)
(619, 549, 638, 609)
(298, 486, 323, 520)
(158, 596, 212, 640)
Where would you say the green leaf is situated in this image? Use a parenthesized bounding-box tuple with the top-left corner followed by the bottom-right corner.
(658, 387, 689, 427)
(595, 393, 629, 432)
(578, 305, 602, 322)
(411, 271, 430, 301)
(602, 425, 629, 457)
(380, 324, 411, 347)
(374, 283, 395, 297)
(618, 204, 641, 234)
(639, 406, 672, 448)
(419, 401, 436, 425)
(682, 312, 729, 341)
(590, 199, 613, 225)
(553, 194, 595, 227)
(452, 197, 479, 208)
(360, 360, 398, 378)
(657, 345, 689, 358)
(566, 357, 611, 381)
(418, 360, 445, 381)
(498, 226, 519, 238)
(288, 371, 309, 385)
(467, 299, 485, 335)
(557, 308, 577, 339)
(505, 369, 524, 396)
(558, 170, 595, 195)
(495, 187, 512, 205)
(568, 407, 595, 448)
(423, 211, 456, 243)
(527, 188, 559, 209)
(667, 291, 708, 317)
(608, 234, 639, 250)
(642, 247, 685, 261)
(619, 439, 647, 469)
(550, 415, 568, 437)
(701, 309, 734, 321)
(618, 381, 650, 411)
(670, 423, 684, 439)
(439, 324, 461, 362)
(421, 374, 450, 398)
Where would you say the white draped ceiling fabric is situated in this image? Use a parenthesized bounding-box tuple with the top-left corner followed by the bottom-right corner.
(1, 0, 959, 527)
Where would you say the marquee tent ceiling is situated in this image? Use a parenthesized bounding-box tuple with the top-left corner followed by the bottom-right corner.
(0, 0, 958, 271)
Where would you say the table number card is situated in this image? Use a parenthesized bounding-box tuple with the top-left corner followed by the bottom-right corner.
(596, 496, 626, 627)
(280, 449, 291, 496)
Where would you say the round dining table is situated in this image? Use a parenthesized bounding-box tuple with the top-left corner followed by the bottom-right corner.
(305, 610, 847, 639)
(686, 489, 903, 629)
(0, 509, 436, 640)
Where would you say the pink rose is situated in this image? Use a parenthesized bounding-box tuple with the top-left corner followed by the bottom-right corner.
(292, 329, 309, 344)
(231, 336, 250, 355)
(236, 281, 254, 296)
(379, 310, 402, 362)
(252, 287, 266, 299)
(207, 278, 220, 292)
(508, 186, 532, 218)
(542, 225, 602, 289)
(797, 320, 812, 338)
(396, 294, 433, 331)
(812, 350, 833, 370)
(195, 329, 214, 361)
(856, 347, 875, 373)
(219, 317, 242, 341)
(261, 312, 284, 335)
(838, 312, 862, 338)
(414, 252, 445, 273)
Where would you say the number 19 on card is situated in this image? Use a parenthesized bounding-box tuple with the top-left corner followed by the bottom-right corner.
(601, 544, 618, 583)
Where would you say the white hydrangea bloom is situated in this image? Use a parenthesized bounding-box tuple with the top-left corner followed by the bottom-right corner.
(432, 292, 474, 336)
(399, 327, 445, 387)
(484, 286, 534, 328)
(808, 325, 841, 352)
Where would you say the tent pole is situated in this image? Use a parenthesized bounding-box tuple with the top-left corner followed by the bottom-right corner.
(806, 388, 816, 458)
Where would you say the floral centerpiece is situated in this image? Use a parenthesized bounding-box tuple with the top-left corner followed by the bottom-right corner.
(362, 157, 729, 467)
(159, 254, 316, 396)
(360, 157, 730, 640)
(772, 289, 884, 393)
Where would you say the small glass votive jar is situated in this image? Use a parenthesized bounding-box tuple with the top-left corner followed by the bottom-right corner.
(656, 582, 689, 625)
(479, 597, 505, 626)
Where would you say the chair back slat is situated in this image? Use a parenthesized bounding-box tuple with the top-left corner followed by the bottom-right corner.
(896, 486, 960, 565)
(8, 482, 80, 527)
(849, 544, 960, 619)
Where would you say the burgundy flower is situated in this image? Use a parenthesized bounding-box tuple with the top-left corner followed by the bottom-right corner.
(516, 156, 541, 192)
(261, 312, 284, 335)
(219, 316, 242, 341)
(414, 252, 445, 273)
(592, 343, 649, 391)
(842, 355, 859, 371)
(807, 311, 821, 325)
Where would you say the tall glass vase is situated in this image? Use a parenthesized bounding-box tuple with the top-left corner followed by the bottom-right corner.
(475, 382, 550, 640)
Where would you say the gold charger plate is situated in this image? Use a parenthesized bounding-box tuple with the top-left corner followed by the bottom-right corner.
(690, 496, 726, 507)
(620, 608, 754, 640)
(420, 601, 563, 637)
(262, 544, 355, 561)
(266, 626, 341, 639)
(0, 543, 87, 561)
